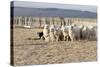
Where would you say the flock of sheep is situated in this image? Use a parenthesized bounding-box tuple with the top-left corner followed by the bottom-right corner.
(37, 24, 97, 42)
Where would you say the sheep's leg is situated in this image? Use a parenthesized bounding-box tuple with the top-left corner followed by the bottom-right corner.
(76, 36, 80, 41)
(86, 33, 90, 41)
(70, 35, 74, 41)
(45, 37, 50, 42)
(66, 36, 69, 41)
(56, 36, 59, 42)
(69, 36, 72, 41)
(78, 36, 81, 41)
(64, 36, 66, 41)
(51, 36, 56, 42)
(64, 36, 65, 41)
(71, 37, 73, 41)
(70, 37, 72, 41)
(86, 35, 89, 41)
(55, 36, 58, 42)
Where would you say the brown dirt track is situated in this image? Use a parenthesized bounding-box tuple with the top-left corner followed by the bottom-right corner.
(12, 28, 97, 66)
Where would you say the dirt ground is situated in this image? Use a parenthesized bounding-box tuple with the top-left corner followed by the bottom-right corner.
(12, 28, 97, 66)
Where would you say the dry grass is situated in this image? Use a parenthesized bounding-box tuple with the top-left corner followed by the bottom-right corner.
(13, 28, 97, 66)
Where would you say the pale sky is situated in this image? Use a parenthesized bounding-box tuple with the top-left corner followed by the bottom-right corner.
(12, 1, 97, 13)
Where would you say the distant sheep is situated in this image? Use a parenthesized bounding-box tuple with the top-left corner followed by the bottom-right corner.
(49, 25, 56, 42)
(61, 25, 70, 41)
(72, 25, 81, 40)
(41, 24, 97, 42)
(43, 24, 50, 42)
(68, 26, 75, 41)
(87, 26, 97, 41)
(54, 26, 63, 41)
(61, 25, 81, 41)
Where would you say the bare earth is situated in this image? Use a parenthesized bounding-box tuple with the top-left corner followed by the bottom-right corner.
(13, 28, 97, 66)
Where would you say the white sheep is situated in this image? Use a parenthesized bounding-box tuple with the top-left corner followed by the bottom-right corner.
(78, 25, 84, 39)
(72, 25, 81, 40)
(54, 26, 62, 41)
(61, 25, 69, 41)
(43, 24, 50, 42)
(87, 25, 97, 41)
(49, 25, 56, 42)
(68, 26, 75, 41)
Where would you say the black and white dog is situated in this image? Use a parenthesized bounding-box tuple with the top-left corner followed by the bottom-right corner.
(37, 32, 45, 40)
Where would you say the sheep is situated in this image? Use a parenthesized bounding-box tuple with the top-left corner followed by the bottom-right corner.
(54, 26, 63, 41)
(87, 26, 97, 41)
(72, 25, 81, 40)
(92, 26, 97, 40)
(93, 26, 97, 40)
(61, 25, 69, 41)
(68, 26, 75, 41)
(77, 25, 97, 41)
(80, 26, 88, 40)
(49, 25, 56, 42)
(65, 25, 82, 41)
(42, 24, 97, 42)
(78, 25, 84, 39)
(43, 24, 50, 42)
(81, 25, 96, 41)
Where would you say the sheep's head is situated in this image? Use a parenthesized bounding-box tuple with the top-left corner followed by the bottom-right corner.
(50, 28, 55, 32)
(44, 24, 49, 29)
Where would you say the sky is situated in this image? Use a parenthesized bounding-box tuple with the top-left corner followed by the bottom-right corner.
(12, 1, 97, 13)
